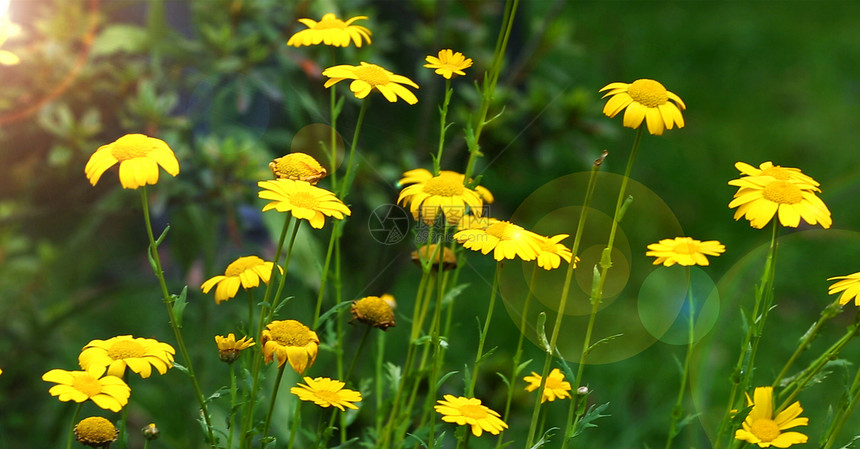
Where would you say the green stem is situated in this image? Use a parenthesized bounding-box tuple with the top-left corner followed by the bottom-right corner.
(433, 79, 453, 176)
(266, 218, 301, 323)
(772, 300, 842, 389)
(821, 323, 860, 449)
(139, 188, 215, 446)
(375, 330, 386, 435)
(66, 403, 82, 449)
(228, 362, 237, 449)
(425, 249, 450, 449)
(665, 267, 696, 449)
(337, 99, 369, 200)
(260, 365, 287, 447)
(467, 261, 502, 396)
(345, 326, 372, 384)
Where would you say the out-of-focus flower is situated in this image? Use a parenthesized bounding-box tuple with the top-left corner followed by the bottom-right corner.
(85, 134, 179, 189)
(79, 335, 175, 378)
(287, 13, 371, 48)
(646, 237, 725, 267)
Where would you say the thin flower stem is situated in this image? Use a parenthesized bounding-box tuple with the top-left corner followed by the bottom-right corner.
(497, 264, 540, 449)
(821, 328, 860, 449)
(423, 250, 450, 449)
(287, 401, 303, 449)
(313, 223, 337, 328)
(118, 377, 128, 449)
(525, 152, 603, 449)
(375, 330, 386, 435)
(665, 267, 696, 449)
(345, 326, 372, 384)
(265, 219, 301, 323)
(337, 99, 369, 200)
(139, 188, 215, 446)
(228, 363, 237, 449)
(247, 290, 256, 336)
(260, 365, 287, 448)
(66, 403, 81, 449)
(467, 261, 502, 396)
(772, 300, 842, 389)
(433, 79, 453, 176)
(329, 68, 339, 189)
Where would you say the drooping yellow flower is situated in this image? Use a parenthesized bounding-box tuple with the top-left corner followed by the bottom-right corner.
(79, 335, 175, 379)
(261, 320, 319, 375)
(646, 237, 725, 267)
(0, 16, 21, 66)
(258, 179, 351, 229)
(434, 395, 508, 437)
(735, 386, 808, 448)
(350, 295, 396, 330)
(535, 234, 576, 270)
(74, 417, 118, 448)
(599, 79, 686, 135)
(523, 368, 572, 403)
(397, 169, 485, 225)
(286, 13, 371, 48)
(215, 334, 255, 363)
(42, 366, 131, 412)
(269, 152, 327, 185)
(411, 243, 458, 271)
(827, 271, 860, 306)
(734, 161, 820, 189)
(85, 134, 180, 189)
(201, 256, 282, 304)
(424, 49, 473, 79)
(728, 174, 831, 229)
(290, 376, 363, 411)
(323, 62, 419, 104)
(454, 220, 542, 262)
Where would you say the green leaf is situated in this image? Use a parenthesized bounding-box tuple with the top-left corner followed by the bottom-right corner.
(316, 301, 351, 327)
(570, 402, 610, 439)
(529, 427, 559, 449)
(442, 283, 470, 307)
(172, 286, 188, 328)
(91, 25, 149, 57)
(537, 312, 551, 353)
(384, 362, 402, 394)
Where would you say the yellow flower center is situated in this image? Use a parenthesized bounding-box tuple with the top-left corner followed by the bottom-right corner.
(673, 239, 699, 255)
(289, 190, 320, 209)
(750, 418, 781, 442)
(107, 339, 146, 360)
(110, 135, 153, 161)
(760, 166, 791, 180)
(423, 173, 466, 197)
(627, 79, 669, 108)
(762, 181, 803, 205)
(459, 404, 488, 420)
(485, 221, 521, 241)
(315, 14, 347, 30)
(313, 389, 341, 403)
(75, 416, 118, 445)
(269, 320, 313, 347)
(72, 374, 104, 397)
(225, 256, 264, 277)
(355, 64, 391, 87)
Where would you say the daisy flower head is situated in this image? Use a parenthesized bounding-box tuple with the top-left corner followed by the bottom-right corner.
(290, 376, 362, 411)
(735, 386, 808, 448)
(350, 295, 396, 330)
(434, 395, 508, 437)
(453, 220, 543, 262)
(215, 334, 255, 364)
(735, 161, 820, 189)
(535, 234, 576, 270)
(79, 335, 175, 379)
(828, 271, 860, 306)
(599, 79, 686, 135)
(269, 152, 327, 185)
(42, 366, 131, 412)
(261, 319, 319, 375)
(258, 179, 351, 229)
(424, 49, 473, 79)
(74, 416, 118, 449)
(646, 237, 725, 267)
(411, 243, 458, 271)
(323, 62, 419, 104)
(397, 169, 485, 225)
(201, 256, 282, 304)
(728, 172, 831, 229)
(85, 134, 179, 189)
(523, 368, 572, 403)
(287, 13, 371, 48)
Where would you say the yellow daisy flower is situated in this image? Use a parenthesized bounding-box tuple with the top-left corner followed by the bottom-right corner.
(42, 366, 131, 412)
(350, 295, 396, 330)
(599, 79, 686, 135)
(269, 152, 327, 185)
(411, 243, 458, 271)
(728, 175, 832, 229)
(79, 335, 175, 379)
(535, 234, 576, 270)
(85, 134, 180, 189)
(424, 49, 473, 79)
(523, 368, 573, 403)
(323, 62, 419, 104)
(734, 386, 808, 448)
(735, 161, 820, 189)
(0, 17, 21, 66)
(290, 376, 363, 411)
(434, 395, 508, 437)
(286, 13, 371, 48)
(827, 271, 860, 306)
(74, 417, 118, 448)
(261, 320, 319, 375)
(258, 179, 351, 229)
(397, 169, 485, 225)
(215, 333, 255, 364)
(646, 237, 725, 267)
(453, 220, 542, 262)
(201, 256, 282, 304)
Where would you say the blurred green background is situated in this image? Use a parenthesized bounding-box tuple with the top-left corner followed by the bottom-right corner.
(2, 0, 860, 447)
